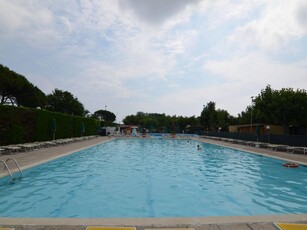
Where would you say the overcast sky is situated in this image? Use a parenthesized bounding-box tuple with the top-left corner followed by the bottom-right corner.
(1, 0, 307, 122)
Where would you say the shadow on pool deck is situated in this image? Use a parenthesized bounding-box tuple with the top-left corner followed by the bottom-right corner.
(0, 135, 307, 229)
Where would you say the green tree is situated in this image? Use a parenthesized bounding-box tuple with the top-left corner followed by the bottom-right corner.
(93, 109, 116, 125)
(123, 114, 138, 125)
(235, 106, 253, 125)
(200, 101, 230, 131)
(216, 109, 230, 131)
(83, 109, 91, 117)
(0, 64, 46, 107)
(123, 112, 201, 133)
(176, 115, 201, 132)
(46, 89, 85, 116)
(253, 85, 307, 133)
(200, 101, 216, 131)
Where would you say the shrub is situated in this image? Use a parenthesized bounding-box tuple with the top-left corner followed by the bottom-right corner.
(0, 105, 100, 145)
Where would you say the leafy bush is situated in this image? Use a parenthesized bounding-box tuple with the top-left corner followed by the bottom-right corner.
(0, 105, 100, 145)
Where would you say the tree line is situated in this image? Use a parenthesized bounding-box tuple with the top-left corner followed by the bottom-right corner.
(1, 64, 306, 133)
(122, 103, 233, 134)
(123, 112, 200, 133)
(123, 85, 307, 134)
(0, 64, 116, 125)
(236, 85, 307, 134)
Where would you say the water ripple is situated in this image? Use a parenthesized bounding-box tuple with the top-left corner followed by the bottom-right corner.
(0, 139, 306, 217)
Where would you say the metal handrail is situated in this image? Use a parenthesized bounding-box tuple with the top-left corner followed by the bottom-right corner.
(5, 158, 23, 178)
(0, 160, 13, 179)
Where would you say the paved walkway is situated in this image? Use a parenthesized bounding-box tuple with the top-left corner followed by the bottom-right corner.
(0, 136, 307, 229)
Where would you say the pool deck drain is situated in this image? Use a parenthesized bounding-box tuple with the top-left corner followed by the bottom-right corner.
(1, 135, 307, 229)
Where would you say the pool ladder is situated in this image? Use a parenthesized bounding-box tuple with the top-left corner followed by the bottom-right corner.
(0, 158, 23, 181)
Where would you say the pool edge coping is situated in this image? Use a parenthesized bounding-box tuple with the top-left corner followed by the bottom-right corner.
(0, 214, 307, 226)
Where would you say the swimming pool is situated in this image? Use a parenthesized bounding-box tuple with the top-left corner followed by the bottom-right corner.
(0, 138, 306, 218)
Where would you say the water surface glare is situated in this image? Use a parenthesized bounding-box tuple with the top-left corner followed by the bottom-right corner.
(0, 138, 307, 217)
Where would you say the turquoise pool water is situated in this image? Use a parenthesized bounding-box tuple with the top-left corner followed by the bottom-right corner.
(0, 138, 307, 218)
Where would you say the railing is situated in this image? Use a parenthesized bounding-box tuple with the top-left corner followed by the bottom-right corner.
(1, 158, 23, 181)
(0, 160, 13, 178)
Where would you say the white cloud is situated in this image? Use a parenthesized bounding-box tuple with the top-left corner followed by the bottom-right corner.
(0, 1, 53, 30)
(112, 34, 174, 80)
(151, 50, 307, 117)
(204, 53, 307, 85)
(164, 30, 199, 56)
(296, 2, 307, 30)
(228, 0, 307, 51)
(0, 1, 34, 30)
(0, 1, 63, 47)
(196, 0, 264, 28)
(146, 83, 254, 118)
(1, 0, 307, 121)
(203, 52, 307, 113)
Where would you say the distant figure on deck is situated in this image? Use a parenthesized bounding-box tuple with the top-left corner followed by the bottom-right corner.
(197, 145, 202, 150)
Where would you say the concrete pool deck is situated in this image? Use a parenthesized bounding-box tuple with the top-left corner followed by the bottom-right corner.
(0, 135, 307, 229)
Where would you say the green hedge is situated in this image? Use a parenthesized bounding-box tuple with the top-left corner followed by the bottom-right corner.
(0, 105, 100, 145)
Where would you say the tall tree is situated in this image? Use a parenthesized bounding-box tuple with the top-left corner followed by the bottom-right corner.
(235, 106, 253, 125)
(200, 101, 216, 131)
(0, 64, 46, 107)
(93, 109, 116, 125)
(46, 89, 85, 116)
(253, 85, 307, 133)
(201, 101, 230, 131)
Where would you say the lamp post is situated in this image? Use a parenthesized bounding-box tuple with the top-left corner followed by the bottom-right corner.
(250, 96, 254, 133)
